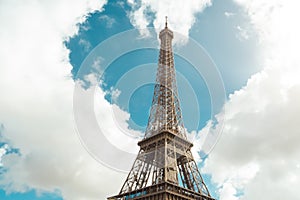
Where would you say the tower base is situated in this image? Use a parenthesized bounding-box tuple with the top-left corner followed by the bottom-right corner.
(108, 182, 215, 200)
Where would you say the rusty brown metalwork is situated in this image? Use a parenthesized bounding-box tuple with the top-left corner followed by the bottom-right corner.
(108, 18, 215, 200)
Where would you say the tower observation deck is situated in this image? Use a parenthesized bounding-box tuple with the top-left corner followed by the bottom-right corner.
(108, 17, 215, 200)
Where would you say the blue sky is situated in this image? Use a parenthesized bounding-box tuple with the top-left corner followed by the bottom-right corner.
(1, 0, 299, 200)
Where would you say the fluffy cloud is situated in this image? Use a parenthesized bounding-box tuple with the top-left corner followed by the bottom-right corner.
(0, 0, 138, 199)
(127, 0, 212, 42)
(203, 1, 300, 199)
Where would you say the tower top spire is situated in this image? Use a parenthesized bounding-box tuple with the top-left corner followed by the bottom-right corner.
(159, 16, 173, 40)
(165, 16, 168, 28)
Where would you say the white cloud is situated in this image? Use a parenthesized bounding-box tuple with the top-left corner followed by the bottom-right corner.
(236, 25, 249, 40)
(218, 182, 239, 200)
(109, 88, 122, 103)
(202, 0, 300, 199)
(79, 38, 92, 52)
(127, 0, 212, 43)
(0, 144, 8, 167)
(224, 11, 236, 18)
(93, 83, 142, 153)
(99, 15, 116, 28)
(0, 0, 138, 199)
(90, 56, 105, 80)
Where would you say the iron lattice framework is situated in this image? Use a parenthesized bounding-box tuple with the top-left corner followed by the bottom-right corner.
(108, 18, 215, 200)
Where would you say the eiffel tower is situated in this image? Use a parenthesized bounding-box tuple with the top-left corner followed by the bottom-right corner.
(108, 17, 215, 200)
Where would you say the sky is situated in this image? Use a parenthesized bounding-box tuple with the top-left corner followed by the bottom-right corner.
(0, 0, 300, 200)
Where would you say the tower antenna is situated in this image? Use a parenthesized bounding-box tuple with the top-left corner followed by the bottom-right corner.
(165, 16, 168, 28)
